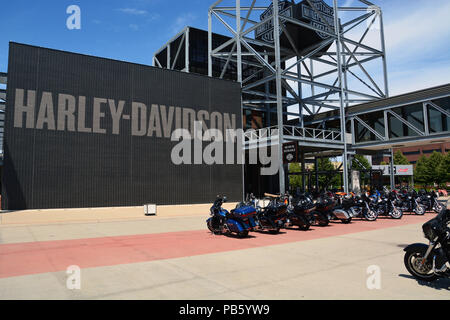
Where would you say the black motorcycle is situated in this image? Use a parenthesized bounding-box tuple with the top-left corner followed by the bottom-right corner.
(311, 192, 335, 227)
(404, 208, 450, 282)
(305, 193, 330, 226)
(253, 194, 288, 234)
(369, 190, 403, 219)
(396, 189, 426, 215)
(287, 194, 315, 231)
(419, 190, 443, 213)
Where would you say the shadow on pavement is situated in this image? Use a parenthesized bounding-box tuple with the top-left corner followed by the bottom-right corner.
(399, 274, 450, 290)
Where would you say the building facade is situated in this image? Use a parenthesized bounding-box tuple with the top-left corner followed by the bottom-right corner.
(2, 43, 244, 210)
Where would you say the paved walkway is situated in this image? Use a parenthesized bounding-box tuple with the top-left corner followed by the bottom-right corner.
(0, 210, 449, 299)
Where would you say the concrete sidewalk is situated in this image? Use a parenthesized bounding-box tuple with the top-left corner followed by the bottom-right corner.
(0, 214, 448, 300)
(1, 201, 449, 300)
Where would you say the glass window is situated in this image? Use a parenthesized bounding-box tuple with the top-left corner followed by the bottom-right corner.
(430, 97, 450, 132)
(423, 149, 441, 154)
(354, 111, 384, 143)
(403, 150, 420, 156)
(404, 103, 425, 134)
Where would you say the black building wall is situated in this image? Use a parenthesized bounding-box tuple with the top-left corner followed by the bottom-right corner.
(3, 43, 243, 210)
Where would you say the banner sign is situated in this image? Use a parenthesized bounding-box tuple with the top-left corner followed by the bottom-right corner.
(255, 0, 335, 54)
(283, 142, 298, 164)
(372, 165, 414, 176)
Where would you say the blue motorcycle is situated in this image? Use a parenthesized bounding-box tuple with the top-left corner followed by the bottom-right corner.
(206, 196, 257, 238)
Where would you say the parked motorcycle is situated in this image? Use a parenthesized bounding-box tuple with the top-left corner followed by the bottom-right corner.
(309, 192, 332, 227)
(207, 196, 257, 238)
(332, 192, 377, 223)
(253, 193, 288, 234)
(419, 190, 443, 213)
(396, 189, 426, 215)
(287, 194, 315, 230)
(369, 190, 403, 219)
(404, 208, 450, 282)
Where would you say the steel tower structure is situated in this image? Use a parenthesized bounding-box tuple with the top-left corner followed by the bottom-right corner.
(208, 0, 390, 194)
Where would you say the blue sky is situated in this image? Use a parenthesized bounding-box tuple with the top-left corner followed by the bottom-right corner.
(1, 0, 449, 96)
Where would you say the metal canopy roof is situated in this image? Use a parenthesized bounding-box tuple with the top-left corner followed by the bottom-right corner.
(304, 83, 450, 124)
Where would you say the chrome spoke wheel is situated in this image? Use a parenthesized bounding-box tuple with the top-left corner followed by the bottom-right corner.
(409, 253, 434, 277)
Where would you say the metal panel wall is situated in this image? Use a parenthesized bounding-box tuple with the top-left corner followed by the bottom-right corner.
(3, 43, 243, 210)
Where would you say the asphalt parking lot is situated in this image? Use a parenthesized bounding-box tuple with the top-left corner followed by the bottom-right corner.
(0, 209, 449, 300)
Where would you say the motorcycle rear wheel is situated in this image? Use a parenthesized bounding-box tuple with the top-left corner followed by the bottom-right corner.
(404, 250, 437, 282)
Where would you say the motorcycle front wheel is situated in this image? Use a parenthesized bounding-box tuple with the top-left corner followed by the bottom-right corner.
(237, 230, 249, 238)
(298, 221, 311, 231)
(268, 228, 281, 234)
(404, 250, 437, 282)
(390, 208, 403, 219)
(434, 204, 443, 213)
(314, 212, 330, 226)
(364, 209, 378, 221)
(207, 219, 222, 235)
(414, 205, 425, 215)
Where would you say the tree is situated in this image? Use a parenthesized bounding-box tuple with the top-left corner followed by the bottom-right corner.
(437, 152, 450, 187)
(351, 154, 371, 170)
(313, 158, 342, 191)
(394, 151, 410, 165)
(428, 152, 445, 186)
(414, 155, 431, 187)
(414, 152, 445, 188)
(351, 155, 371, 188)
(289, 163, 304, 190)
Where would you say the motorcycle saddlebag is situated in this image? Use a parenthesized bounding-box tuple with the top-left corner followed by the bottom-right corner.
(333, 209, 351, 220)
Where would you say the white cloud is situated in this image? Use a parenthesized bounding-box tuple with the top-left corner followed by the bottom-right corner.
(388, 11, 450, 53)
(129, 24, 139, 31)
(389, 63, 450, 96)
(170, 13, 197, 35)
(117, 8, 148, 15)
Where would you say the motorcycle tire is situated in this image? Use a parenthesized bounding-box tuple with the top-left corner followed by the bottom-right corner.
(434, 204, 443, 213)
(313, 212, 329, 226)
(269, 228, 281, 234)
(237, 230, 249, 238)
(207, 219, 221, 235)
(298, 222, 311, 231)
(414, 205, 425, 216)
(390, 208, 403, 219)
(364, 210, 378, 222)
(404, 249, 437, 282)
(341, 218, 352, 224)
